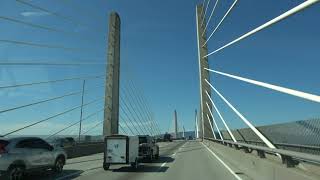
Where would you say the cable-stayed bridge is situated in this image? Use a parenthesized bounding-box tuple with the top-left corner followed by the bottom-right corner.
(0, 0, 319, 180)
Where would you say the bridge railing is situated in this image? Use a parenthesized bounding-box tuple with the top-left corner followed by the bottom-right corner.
(205, 137, 320, 167)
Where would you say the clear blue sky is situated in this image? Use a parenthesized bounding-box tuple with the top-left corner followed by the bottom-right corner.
(0, 0, 319, 136)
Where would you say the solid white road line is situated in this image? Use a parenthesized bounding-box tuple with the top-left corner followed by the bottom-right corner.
(202, 142, 243, 180)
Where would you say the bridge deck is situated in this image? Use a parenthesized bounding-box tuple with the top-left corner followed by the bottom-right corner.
(24, 140, 242, 180)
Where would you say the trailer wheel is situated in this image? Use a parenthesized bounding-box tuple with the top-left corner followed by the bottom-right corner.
(131, 158, 139, 169)
(149, 150, 154, 162)
(103, 163, 110, 171)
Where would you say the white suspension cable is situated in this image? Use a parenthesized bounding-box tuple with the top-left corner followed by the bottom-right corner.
(205, 68, 320, 103)
(201, 0, 211, 27)
(206, 102, 224, 141)
(205, 79, 276, 149)
(206, 114, 217, 139)
(200, 0, 207, 16)
(201, 0, 220, 37)
(205, 91, 237, 142)
(204, 0, 319, 57)
(203, 0, 238, 46)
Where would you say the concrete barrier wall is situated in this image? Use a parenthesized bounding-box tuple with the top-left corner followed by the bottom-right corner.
(63, 141, 169, 159)
(64, 142, 104, 159)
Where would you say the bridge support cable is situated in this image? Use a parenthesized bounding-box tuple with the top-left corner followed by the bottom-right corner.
(0, 84, 104, 115)
(203, 0, 238, 47)
(201, 0, 219, 37)
(204, 0, 320, 57)
(119, 95, 146, 135)
(0, 61, 107, 66)
(119, 124, 128, 135)
(206, 114, 217, 139)
(200, 0, 211, 27)
(121, 87, 152, 135)
(127, 77, 159, 134)
(127, 79, 160, 136)
(0, 39, 80, 51)
(0, 91, 81, 114)
(0, 74, 104, 90)
(205, 68, 320, 103)
(81, 121, 103, 135)
(15, 0, 84, 27)
(0, 16, 67, 34)
(46, 107, 106, 139)
(1, 97, 104, 137)
(119, 114, 141, 135)
(119, 116, 135, 135)
(119, 104, 144, 135)
(206, 102, 224, 141)
(205, 79, 277, 149)
(200, 0, 207, 16)
(205, 91, 237, 142)
(125, 81, 155, 136)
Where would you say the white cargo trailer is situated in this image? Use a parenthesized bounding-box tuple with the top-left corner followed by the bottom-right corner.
(103, 135, 140, 170)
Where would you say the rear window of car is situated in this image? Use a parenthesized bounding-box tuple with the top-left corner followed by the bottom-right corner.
(139, 137, 148, 144)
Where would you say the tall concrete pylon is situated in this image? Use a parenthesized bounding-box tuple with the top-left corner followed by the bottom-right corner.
(103, 12, 121, 136)
(196, 4, 214, 139)
(174, 110, 178, 139)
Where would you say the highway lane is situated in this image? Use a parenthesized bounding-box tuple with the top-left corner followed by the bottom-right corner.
(24, 141, 185, 180)
(68, 141, 243, 180)
(25, 140, 244, 180)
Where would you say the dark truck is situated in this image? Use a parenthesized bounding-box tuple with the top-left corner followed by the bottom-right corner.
(138, 135, 159, 161)
(163, 133, 172, 142)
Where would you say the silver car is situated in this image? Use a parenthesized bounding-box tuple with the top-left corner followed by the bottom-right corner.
(0, 137, 67, 180)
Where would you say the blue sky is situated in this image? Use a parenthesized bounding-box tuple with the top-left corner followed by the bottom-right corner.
(0, 0, 319, 136)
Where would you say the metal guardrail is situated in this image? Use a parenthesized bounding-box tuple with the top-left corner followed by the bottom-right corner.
(233, 140, 320, 154)
(205, 138, 320, 167)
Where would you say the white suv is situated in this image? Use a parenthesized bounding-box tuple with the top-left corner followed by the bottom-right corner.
(0, 137, 67, 180)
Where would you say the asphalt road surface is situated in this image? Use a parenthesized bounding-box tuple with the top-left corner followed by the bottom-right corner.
(26, 140, 243, 180)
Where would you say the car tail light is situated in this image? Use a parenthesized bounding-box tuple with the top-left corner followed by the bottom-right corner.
(0, 140, 9, 154)
(0, 144, 7, 154)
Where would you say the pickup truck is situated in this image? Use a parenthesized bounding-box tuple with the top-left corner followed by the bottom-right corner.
(138, 135, 159, 161)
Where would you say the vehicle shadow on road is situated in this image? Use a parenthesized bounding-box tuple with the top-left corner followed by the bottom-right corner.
(24, 170, 83, 180)
(112, 165, 169, 173)
(66, 158, 103, 165)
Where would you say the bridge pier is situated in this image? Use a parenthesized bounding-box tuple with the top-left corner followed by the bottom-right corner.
(196, 4, 214, 140)
(103, 12, 121, 136)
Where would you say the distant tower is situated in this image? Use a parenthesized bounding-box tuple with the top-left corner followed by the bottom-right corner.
(183, 126, 185, 138)
(195, 109, 199, 138)
(174, 110, 178, 139)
